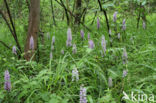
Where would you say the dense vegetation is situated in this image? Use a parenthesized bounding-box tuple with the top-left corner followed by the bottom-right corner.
(0, 0, 156, 103)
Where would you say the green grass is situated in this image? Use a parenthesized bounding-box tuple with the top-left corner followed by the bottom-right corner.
(0, 13, 156, 103)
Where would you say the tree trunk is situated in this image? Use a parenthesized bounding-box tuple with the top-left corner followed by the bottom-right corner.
(74, 0, 82, 25)
(137, 3, 141, 29)
(24, 0, 40, 61)
(60, 0, 70, 26)
(50, 0, 56, 26)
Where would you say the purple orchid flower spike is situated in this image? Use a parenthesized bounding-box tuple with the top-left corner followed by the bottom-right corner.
(52, 36, 55, 45)
(51, 36, 55, 51)
(12, 46, 17, 55)
(101, 35, 106, 55)
(72, 44, 77, 54)
(108, 77, 113, 88)
(97, 17, 100, 29)
(29, 36, 34, 50)
(122, 19, 126, 31)
(67, 28, 72, 41)
(122, 48, 128, 64)
(113, 12, 117, 22)
(66, 28, 72, 47)
(88, 40, 95, 49)
(80, 30, 85, 39)
(72, 67, 79, 82)
(123, 69, 128, 77)
(66, 40, 72, 47)
(123, 19, 126, 25)
(80, 85, 87, 103)
(4, 70, 11, 91)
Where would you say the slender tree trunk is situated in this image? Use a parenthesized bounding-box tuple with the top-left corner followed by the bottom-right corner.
(24, 0, 40, 61)
(4, 0, 22, 53)
(50, 0, 56, 26)
(97, 0, 110, 32)
(74, 0, 82, 25)
(59, 0, 70, 25)
(66, 0, 71, 25)
(141, 6, 146, 22)
(137, 3, 141, 29)
(137, 12, 141, 29)
(97, 0, 111, 46)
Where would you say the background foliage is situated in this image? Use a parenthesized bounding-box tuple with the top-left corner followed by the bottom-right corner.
(0, 0, 156, 103)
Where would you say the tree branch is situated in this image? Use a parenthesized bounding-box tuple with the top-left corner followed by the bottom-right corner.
(137, 3, 142, 29)
(0, 40, 11, 50)
(91, 11, 97, 25)
(0, 10, 15, 38)
(55, 0, 92, 32)
(4, 0, 22, 53)
(60, 0, 70, 25)
(97, 0, 110, 32)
